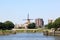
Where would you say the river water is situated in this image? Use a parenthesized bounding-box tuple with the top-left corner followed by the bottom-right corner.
(0, 33, 60, 40)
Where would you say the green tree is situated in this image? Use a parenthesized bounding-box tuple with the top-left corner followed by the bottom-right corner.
(45, 17, 60, 30)
(4, 21, 14, 30)
(53, 17, 60, 30)
(27, 23, 36, 29)
(0, 22, 6, 30)
(45, 23, 53, 29)
(0, 22, 3, 29)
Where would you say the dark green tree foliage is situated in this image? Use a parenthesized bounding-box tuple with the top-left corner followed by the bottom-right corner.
(53, 17, 60, 30)
(4, 21, 14, 30)
(0, 22, 3, 29)
(45, 23, 53, 29)
(0, 22, 6, 30)
(45, 17, 60, 30)
(0, 21, 14, 30)
(27, 23, 36, 29)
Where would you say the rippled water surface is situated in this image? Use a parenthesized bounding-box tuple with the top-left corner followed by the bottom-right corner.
(0, 33, 60, 40)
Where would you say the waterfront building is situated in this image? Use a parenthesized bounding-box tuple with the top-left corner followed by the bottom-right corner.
(35, 18, 44, 28)
(48, 19, 53, 23)
(14, 24, 20, 29)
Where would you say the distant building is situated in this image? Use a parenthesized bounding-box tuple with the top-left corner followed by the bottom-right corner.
(14, 24, 20, 29)
(14, 24, 26, 29)
(48, 19, 53, 23)
(35, 18, 44, 28)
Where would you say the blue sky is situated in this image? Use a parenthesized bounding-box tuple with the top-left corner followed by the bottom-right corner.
(0, 0, 60, 24)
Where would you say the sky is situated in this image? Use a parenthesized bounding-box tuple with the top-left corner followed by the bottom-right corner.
(0, 0, 60, 24)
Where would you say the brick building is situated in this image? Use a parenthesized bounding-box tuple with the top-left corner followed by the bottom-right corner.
(35, 18, 44, 28)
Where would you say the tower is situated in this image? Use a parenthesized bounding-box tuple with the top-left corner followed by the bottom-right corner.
(35, 18, 44, 28)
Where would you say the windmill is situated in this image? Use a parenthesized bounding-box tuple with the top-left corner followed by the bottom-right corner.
(23, 13, 33, 24)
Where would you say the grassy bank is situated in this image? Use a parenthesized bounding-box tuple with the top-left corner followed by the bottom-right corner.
(0, 30, 16, 35)
(0, 28, 44, 35)
(13, 28, 44, 33)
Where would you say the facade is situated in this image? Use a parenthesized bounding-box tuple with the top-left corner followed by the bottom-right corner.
(14, 24, 20, 29)
(14, 24, 26, 29)
(35, 18, 44, 28)
(48, 19, 53, 23)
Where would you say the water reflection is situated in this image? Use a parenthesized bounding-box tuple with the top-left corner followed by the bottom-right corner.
(54, 36, 60, 40)
(0, 33, 60, 40)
